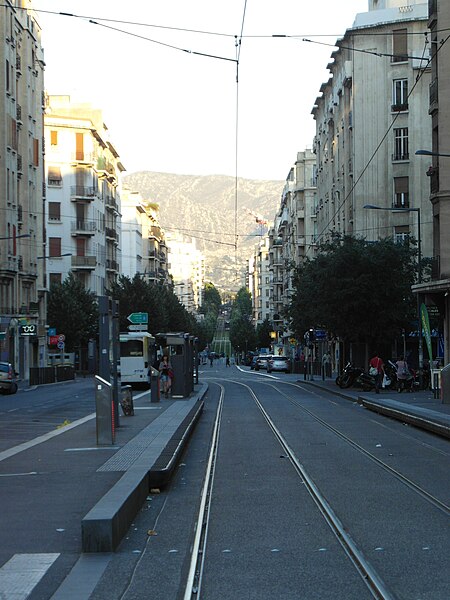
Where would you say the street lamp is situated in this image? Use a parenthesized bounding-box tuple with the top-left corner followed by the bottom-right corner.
(415, 149, 450, 157)
(363, 203, 423, 381)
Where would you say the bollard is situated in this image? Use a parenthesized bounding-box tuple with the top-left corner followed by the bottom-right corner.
(150, 367, 160, 403)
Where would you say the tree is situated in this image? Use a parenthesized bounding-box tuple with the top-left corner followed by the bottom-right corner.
(229, 287, 256, 353)
(288, 234, 416, 347)
(202, 282, 222, 317)
(47, 273, 98, 351)
(256, 317, 273, 350)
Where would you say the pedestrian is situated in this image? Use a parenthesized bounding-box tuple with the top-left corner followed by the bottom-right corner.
(226, 355, 230, 367)
(159, 355, 173, 398)
(369, 352, 384, 394)
(395, 355, 410, 393)
(321, 351, 331, 379)
(209, 354, 214, 367)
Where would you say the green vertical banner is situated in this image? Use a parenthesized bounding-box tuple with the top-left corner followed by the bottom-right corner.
(420, 303, 433, 362)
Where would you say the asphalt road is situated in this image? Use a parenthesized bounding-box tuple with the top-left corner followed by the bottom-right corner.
(1, 367, 449, 599)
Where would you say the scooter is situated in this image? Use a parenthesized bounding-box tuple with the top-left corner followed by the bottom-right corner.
(336, 362, 364, 389)
(356, 370, 377, 391)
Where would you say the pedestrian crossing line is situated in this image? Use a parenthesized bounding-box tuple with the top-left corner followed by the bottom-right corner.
(0, 553, 59, 599)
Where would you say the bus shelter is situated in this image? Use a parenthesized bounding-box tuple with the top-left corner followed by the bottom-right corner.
(156, 333, 194, 398)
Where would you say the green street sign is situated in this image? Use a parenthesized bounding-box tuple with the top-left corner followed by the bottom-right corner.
(127, 312, 148, 325)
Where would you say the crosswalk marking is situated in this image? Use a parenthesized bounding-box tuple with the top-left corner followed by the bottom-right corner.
(0, 553, 59, 599)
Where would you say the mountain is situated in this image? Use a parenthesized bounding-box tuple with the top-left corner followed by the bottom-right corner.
(123, 171, 284, 292)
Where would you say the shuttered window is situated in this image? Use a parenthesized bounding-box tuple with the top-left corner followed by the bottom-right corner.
(49, 237, 61, 257)
(393, 28, 408, 62)
(393, 177, 409, 208)
(48, 166, 62, 186)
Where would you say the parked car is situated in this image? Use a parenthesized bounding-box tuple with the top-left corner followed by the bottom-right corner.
(250, 355, 258, 370)
(0, 362, 18, 394)
(267, 356, 291, 373)
(254, 355, 272, 371)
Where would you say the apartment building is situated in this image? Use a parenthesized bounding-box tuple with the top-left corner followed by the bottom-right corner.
(166, 233, 205, 313)
(312, 0, 432, 261)
(0, 1, 46, 378)
(121, 188, 169, 285)
(264, 151, 317, 349)
(248, 236, 271, 326)
(44, 95, 124, 295)
(414, 0, 450, 365)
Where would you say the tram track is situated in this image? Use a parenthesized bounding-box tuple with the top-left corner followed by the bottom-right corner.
(184, 380, 400, 600)
(264, 382, 450, 517)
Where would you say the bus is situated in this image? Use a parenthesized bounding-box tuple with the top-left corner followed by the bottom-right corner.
(119, 332, 156, 387)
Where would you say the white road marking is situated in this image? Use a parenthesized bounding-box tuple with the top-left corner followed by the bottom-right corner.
(0, 553, 59, 599)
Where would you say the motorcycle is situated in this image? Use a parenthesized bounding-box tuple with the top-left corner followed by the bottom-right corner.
(356, 370, 377, 391)
(336, 362, 364, 389)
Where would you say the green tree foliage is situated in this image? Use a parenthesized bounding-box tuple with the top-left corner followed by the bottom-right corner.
(202, 282, 222, 317)
(108, 275, 199, 339)
(47, 273, 98, 350)
(288, 235, 416, 346)
(229, 287, 256, 352)
(256, 317, 273, 350)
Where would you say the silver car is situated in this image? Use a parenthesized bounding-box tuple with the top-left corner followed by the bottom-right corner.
(267, 356, 291, 373)
(0, 362, 18, 394)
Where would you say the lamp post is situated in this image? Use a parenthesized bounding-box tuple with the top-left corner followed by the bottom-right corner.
(363, 203, 423, 382)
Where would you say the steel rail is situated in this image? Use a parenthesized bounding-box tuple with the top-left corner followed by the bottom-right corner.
(271, 382, 450, 516)
(183, 384, 224, 600)
(227, 379, 398, 600)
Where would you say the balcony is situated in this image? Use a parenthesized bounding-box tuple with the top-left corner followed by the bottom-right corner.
(391, 103, 408, 112)
(71, 220, 96, 235)
(392, 153, 409, 162)
(105, 227, 118, 242)
(71, 255, 96, 270)
(106, 259, 119, 272)
(70, 185, 97, 200)
(16, 104, 22, 123)
(105, 196, 118, 211)
(70, 152, 95, 165)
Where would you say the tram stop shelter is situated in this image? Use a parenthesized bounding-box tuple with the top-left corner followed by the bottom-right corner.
(156, 332, 195, 398)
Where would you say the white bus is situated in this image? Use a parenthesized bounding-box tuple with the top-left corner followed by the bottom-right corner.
(119, 332, 156, 387)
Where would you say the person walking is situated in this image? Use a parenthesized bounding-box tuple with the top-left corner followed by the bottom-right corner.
(226, 355, 230, 367)
(369, 352, 384, 394)
(159, 355, 173, 398)
(395, 355, 410, 392)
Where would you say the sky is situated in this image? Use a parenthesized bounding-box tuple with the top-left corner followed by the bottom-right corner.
(34, 0, 368, 181)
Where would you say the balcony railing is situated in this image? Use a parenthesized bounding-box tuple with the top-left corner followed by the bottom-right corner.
(392, 153, 409, 161)
(106, 259, 119, 271)
(71, 255, 96, 269)
(105, 227, 118, 241)
(70, 185, 97, 199)
(71, 220, 96, 234)
(391, 103, 409, 112)
(71, 152, 95, 164)
(429, 78, 438, 107)
(105, 196, 118, 211)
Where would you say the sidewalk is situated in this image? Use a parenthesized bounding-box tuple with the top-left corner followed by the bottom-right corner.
(300, 376, 450, 439)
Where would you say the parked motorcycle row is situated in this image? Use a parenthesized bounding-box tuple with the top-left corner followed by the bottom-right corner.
(335, 360, 423, 392)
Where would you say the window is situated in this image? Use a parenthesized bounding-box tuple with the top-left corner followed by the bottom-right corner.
(33, 138, 39, 166)
(49, 237, 61, 257)
(394, 225, 410, 244)
(392, 28, 408, 62)
(50, 130, 58, 146)
(393, 128, 409, 161)
(393, 177, 409, 208)
(49, 273, 62, 286)
(48, 202, 61, 221)
(48, 166, 62, 186)
(392, 79, 408, 111)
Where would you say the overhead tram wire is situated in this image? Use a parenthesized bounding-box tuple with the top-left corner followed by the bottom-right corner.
(308, 33, 450, 256)
(234, 0, 248, 281)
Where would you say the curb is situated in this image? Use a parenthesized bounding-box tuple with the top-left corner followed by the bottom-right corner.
(81, 384, 208, 552)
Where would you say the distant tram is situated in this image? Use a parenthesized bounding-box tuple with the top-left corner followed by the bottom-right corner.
(119, 331, 156, 387)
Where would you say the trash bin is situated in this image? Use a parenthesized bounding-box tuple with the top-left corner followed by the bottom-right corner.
(120, 385, 134, 415)
(150, 367, 160, 403)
